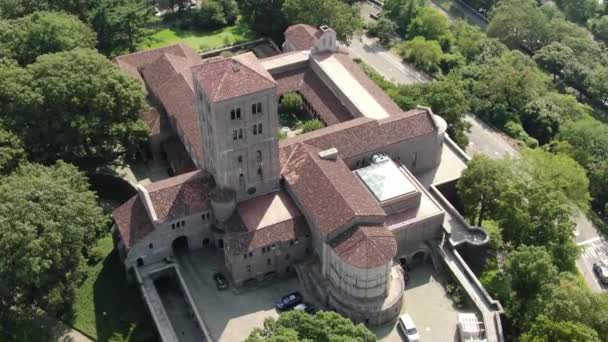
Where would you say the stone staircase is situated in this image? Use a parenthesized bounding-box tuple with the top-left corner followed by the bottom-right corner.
(140, 276, 180, 342)
(294, 260, 326, 309)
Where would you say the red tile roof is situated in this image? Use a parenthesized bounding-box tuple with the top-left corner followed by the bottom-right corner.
(237, 191, 302, 232)
(144, 170, 215, 223)
(192, 56, 276, 103)
(285, 24, 321, 51)
(112, 196, 155, 251)
(281, 143, 385, 235)
(330, 224, 397, 269)
(280, 108, 436, 161)
(113, 43, 201, 84)
(273, 67, 353, 125)
(225, 216, 309, 255)
(114, 44, 204, 164)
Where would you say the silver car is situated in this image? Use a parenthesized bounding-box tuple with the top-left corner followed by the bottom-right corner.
(593, 262, 608, 285)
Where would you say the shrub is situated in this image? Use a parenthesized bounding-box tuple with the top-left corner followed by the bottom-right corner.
(399, 37, 443, 74)
(504, 120, 539, 148)
(300, 119, 324, 133)
(280, 92, 304, 115)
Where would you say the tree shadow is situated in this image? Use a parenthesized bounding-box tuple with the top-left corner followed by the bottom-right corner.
(93, 250, 156, 341)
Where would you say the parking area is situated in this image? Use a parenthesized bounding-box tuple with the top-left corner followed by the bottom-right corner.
(577, 238, 608, 292)
(176, 248, 301, 341)
(374, 264, 469, 342)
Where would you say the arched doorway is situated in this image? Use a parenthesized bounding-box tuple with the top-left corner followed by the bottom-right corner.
(136, 258, 144, 267)
(202, 238, 210, 247)
(411, 250, 427, 266)
(217, 239, 224, 249)
(172, 236, 189, 254)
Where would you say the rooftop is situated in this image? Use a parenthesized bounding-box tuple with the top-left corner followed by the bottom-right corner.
(284, 24, 321, 51)
(329, 224, 397, 269)
(237, 191, 302, 232)
(355, 158, 417, 203)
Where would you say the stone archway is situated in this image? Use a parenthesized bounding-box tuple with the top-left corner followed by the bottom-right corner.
(172, 236, 189, 254)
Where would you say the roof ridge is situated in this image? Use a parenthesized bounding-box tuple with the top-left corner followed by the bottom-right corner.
(233, 55, 277, 85)
(364, 232, 395, 264)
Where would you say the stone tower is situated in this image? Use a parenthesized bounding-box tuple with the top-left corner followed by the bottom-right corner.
(192, 53, 281, 202)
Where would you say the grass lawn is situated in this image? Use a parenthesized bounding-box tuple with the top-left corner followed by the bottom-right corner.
(140, 21, 257, 52)
(65, 235, 155, 342)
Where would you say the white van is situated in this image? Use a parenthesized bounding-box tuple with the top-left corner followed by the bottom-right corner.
(397, 313, 420, 342)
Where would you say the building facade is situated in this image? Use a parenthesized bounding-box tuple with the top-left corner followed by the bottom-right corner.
(112, 24, 451, 332)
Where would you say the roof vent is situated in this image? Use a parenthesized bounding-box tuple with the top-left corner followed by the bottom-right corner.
(231, 59, 240, 72)
(320, 25, 330, 32)
(319, 148, 338, 160)
(371, 153, 390, 164)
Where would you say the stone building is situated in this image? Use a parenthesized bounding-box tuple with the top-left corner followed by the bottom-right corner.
(112, 24, 452, 331)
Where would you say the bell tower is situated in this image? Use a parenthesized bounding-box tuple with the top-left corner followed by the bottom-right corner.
(192, 54, 281, 201)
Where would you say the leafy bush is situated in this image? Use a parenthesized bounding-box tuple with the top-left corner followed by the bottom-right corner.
(299, 119, 324, 133)
(399, 37, 443, 74)
(504, 121, 539, 148)
(280, 92, 304, 115)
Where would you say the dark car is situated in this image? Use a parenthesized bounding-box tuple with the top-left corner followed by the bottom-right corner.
(214, 272, 229, 290)
(275, 291, 302, 311)
(593, 262, 608, 285)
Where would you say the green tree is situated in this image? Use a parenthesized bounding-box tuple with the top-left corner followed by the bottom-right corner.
(521, 316, 601, 342)
(590, 161, 608, 218)
(463, 51, 550, 127)
(452, 21, 487, 62)
(1, 49, 148, 169)
(282, 0, 363, 44)
(558, 0, 599, 24)
(0, 11, 97, 65)
(521, 99, 561, 144)
(407, 7, 452, 50)
(368, 17, 398, 44)
(0, 126, 27, 175)
(193, 0, 228, 30)
(496, 179, 577, 272)
(218, 0, 239, 25)
(590, 15, 608, 44)
(538, 275, 608, 338)
(383, 0, 425, 35)
(240, 0, 288, 43)
(0, 0, 95, 19)
(398, 36, 443, 74)
(487, 0, 554, 53)
(280, 92, 304, 116)
(504, 245, 558, 324)
(246, 310, 375, 342)
(519, 148, 590, 209)
(457, 155, 512, 226)
(559, 118, 608, 168)
(398, 79, 470, 146)
(91, 0, 151, 55)
(533, 42, 576, 81)
(0, 162, 107, 324)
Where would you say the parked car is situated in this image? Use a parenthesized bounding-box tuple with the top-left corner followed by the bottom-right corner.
(275, 291, 302, 311)
(593, 262, 608, 284)
(397, 313, 420, 342)
(293, 303, 317, 314)
(213, 272, 229, 290)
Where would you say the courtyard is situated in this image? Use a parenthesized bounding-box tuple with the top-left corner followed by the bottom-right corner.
(170, 245, 469, 342)
(373, 264, 470, 342)
(175, 248, 301, 341)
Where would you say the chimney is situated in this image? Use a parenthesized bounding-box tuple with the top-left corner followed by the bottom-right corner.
(319, 148, 339, 161)
(231, 59, 240, 72)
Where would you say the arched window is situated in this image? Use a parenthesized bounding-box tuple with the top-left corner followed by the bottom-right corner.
(256, 150, 262, 161)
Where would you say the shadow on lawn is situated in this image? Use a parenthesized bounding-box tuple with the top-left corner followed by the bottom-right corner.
(93, 251, 155, 342)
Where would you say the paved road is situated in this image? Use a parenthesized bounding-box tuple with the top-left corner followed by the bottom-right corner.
(345, 34, 607, 293)
(344, 35, 431, 85)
